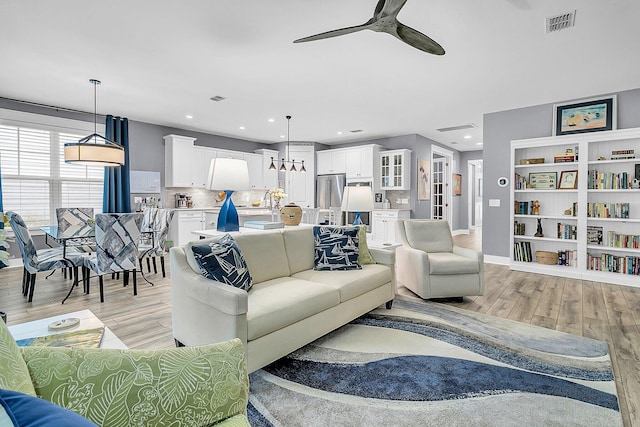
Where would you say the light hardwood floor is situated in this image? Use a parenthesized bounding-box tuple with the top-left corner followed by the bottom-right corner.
(1, 230, 638, 426)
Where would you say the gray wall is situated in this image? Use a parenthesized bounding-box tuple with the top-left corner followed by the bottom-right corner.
(482, 87, 640, 258)
(458, 150, 483, 230)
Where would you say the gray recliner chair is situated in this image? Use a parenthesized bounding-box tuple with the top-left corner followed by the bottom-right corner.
(395, 219, 483, 299)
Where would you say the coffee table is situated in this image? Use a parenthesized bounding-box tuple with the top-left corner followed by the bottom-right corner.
(8, 309, 127, 349)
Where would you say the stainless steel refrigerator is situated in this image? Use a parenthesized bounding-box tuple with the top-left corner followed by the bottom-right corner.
(316, 174, 346, 209)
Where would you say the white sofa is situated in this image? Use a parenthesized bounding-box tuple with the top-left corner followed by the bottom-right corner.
(170, 226, 395, 373)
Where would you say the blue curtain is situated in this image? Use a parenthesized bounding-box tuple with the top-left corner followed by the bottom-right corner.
(103, 115, 132, 213)
(0, 164, 8, 269)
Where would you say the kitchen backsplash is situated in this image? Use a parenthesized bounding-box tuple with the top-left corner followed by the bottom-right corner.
(386, 190, 411, 209)
(165, 188, 271, 208)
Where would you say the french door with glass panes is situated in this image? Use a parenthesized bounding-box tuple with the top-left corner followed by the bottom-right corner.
(432, 157, 448, 220)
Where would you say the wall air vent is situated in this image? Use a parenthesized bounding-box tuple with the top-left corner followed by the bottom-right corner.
(546, 10, 576, 33)
(350, 129, 363, 133)
(436, 124, 476, 133)
(210, 96, 226, 102)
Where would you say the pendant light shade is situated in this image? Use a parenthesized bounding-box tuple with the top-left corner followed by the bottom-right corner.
(268, 115, 306, 172)
(64, 79, 125, 167)
(269, 157, 277, 170)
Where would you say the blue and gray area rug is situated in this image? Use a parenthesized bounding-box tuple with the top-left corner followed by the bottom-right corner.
(248, 297, 622, 426)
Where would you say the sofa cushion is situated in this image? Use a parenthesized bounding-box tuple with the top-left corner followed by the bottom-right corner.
(247, 277, 340, 341)
(282, 227, 315, 275)
(292, 264, 391, 302)
(0, 388, 97, 426)
(191, 234, 253, 291)
(428, 252, 480, 275)
(357, 225, 375, 265)
(233, 230, 291, 283)
(0, 319, 37, 396)
(313, 226, 361, 271)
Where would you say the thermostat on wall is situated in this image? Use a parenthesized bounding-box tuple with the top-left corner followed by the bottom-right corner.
(497, 177, 509, 187)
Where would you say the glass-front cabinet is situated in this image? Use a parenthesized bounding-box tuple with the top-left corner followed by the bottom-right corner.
(380, 149, 411, 190)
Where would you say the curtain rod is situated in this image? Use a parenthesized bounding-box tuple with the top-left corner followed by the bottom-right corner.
(0, 96, 103, 117)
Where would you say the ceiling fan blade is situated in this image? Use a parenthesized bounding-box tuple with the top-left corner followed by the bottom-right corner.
(395, 22, 445, 55)
(294, 23, 371, 44)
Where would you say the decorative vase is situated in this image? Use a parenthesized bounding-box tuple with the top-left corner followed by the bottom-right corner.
(280, 203, 302, 226)
(274, 200, 281, 210)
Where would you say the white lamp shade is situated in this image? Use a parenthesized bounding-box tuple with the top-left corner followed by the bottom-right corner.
(206, 157, 250, 191)
(64, 142, 125, 167)
(341, 185, 374, 212)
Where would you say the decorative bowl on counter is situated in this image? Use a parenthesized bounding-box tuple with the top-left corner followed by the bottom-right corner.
(280, 203, 302, 226)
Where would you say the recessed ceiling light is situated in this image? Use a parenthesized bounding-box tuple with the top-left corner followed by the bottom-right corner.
(268, 118, 275, 123)
(280, 135, 285, 138)
(476, 142, 483, 146)
(464, 135, 472, 139)
(185, 115, 193, 119)
(337, 131, 343, 135)
(239, 126, 245, 130)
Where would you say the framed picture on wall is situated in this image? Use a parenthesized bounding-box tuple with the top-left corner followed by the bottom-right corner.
(417, 158, 430, 200)
(552, 95, 617, 136)
(453, 173, 462, 196)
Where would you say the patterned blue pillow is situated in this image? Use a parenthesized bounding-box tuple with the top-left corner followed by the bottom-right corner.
(191, 234, 253, 291)
(0, 388, 98, 426)
(313, 226, 361, 271)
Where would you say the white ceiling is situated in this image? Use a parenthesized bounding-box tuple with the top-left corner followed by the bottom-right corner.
(1, 0, 639, 151)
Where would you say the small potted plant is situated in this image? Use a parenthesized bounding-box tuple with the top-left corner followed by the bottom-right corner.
(268, 188, 287, 209)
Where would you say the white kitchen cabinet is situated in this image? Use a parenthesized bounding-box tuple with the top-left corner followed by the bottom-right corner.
(244, 153, 263, 189)
(191, 146, 217, 188)
(345, 146, 378, 179)
(167, 210, 206, 246)
(256, 149, 279, 191)
(317, 150, 346, 175)
(285, 144, 315, 208)
(164, 135, 197, 187)
(371, 210, 410, 243)
(380, 149, 412, 190)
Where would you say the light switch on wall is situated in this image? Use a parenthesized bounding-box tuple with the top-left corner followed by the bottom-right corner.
(489, 199, 501, 207)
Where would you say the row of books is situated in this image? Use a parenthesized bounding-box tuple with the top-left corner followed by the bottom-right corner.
(603, 231, 640, 249)
(513, 241, 532, 262)
(587, 253, 640, 275)
(556, 223, 577, 240)
(514, 201, 537, 215)
(587, 226, 603, 244)
(556, 250, 577, 266)
(586, 202, 630, 219)
(514, 173, 528, 190)
(610, 149, 635, 160)
(514, 221, 526, 236)
(588, 170, 635, 189)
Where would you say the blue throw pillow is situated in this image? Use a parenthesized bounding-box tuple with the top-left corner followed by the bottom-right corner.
(0, 388, 97, 426)
(313, 226, 361, 271)
(191, 234, 253, 291)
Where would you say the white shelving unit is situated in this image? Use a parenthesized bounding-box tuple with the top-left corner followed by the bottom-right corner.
(510, 127, 640, 287)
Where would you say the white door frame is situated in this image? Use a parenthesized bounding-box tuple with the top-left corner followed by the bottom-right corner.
(431, 145, 453, 227)
(467, 159, 483, 229)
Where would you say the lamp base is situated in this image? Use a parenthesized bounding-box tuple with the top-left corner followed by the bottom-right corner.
(352, 212, 363, 225)
(217, 190, 240, 232)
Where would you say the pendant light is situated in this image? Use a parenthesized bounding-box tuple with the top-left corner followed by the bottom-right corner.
(272, 115, 306, 173)
(64, 79, 125, 167)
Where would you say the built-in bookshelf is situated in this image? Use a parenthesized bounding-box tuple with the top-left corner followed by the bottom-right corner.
(510, 127, 640, 287)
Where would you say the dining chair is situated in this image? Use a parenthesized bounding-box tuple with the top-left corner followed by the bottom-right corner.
(82, 213, 142, 303)
(7, 211, 85, 303)
(138, 208, 174, 278)
(301, 208, 321, 224)
(55, 207, 95, 278)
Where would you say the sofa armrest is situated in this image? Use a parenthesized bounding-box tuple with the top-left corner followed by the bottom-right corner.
(21, 339, 249, 427)
(369, 247, 396, 266)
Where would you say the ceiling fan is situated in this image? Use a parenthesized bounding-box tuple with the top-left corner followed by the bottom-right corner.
(293, 0, 445, 55)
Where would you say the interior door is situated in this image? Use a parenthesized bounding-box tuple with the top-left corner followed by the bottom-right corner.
(432, 157, 445, 219)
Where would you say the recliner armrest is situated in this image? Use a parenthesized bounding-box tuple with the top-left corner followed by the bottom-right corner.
(369, 247, 396, 265)
(453, 246, 483, 265)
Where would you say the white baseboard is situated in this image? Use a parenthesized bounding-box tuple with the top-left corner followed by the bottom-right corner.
(484, 255, 510, 265)
(452, 229, 469, 236)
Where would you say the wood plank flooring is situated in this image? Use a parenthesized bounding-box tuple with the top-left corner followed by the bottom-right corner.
(1, 230, 638, 426)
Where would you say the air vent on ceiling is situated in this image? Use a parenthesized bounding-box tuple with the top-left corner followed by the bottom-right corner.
(350, 129, 363, 133)
(546, 10, 576, 33)
(436, 124, 476, 133)
(210, 96, 226, 102)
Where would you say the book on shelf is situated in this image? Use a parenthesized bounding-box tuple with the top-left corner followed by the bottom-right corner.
(513, 241, 532, 262)
(514, 221, 525, 236)
(556, 223, 577, 240)
(15, 327, 105, 348)
(554, 155, 575, 163)
(588, 252, 640, 275)
(243, 221, 284, 230)
(587, 202, 630, 219)
(587, 226, 604, 244)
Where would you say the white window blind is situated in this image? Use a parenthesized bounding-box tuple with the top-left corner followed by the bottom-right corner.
(0, 115, 105, 228)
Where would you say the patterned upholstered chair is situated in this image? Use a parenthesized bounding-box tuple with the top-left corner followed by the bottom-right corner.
(7, 211, 85, 303)
(138, 208, 174, 277)
(82, 213, 142, 303)
(55, 207, 94, 235)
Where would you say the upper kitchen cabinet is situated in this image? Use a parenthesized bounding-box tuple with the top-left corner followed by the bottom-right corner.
(380, 149, 411, 190)
(345, 145, 380, 180)
(256, 148, 279, 190)
(164, 135, 196, 187)
(317, 149, 346, 175)
(244, 152, 263, 189)
(191, 146, 217, 188)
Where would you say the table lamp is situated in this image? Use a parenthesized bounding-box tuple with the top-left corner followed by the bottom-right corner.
(341, 185, 374, 225)
(207, 158, 250, 232)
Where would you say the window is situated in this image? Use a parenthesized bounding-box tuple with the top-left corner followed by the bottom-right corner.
(0, 110, 104, 227)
